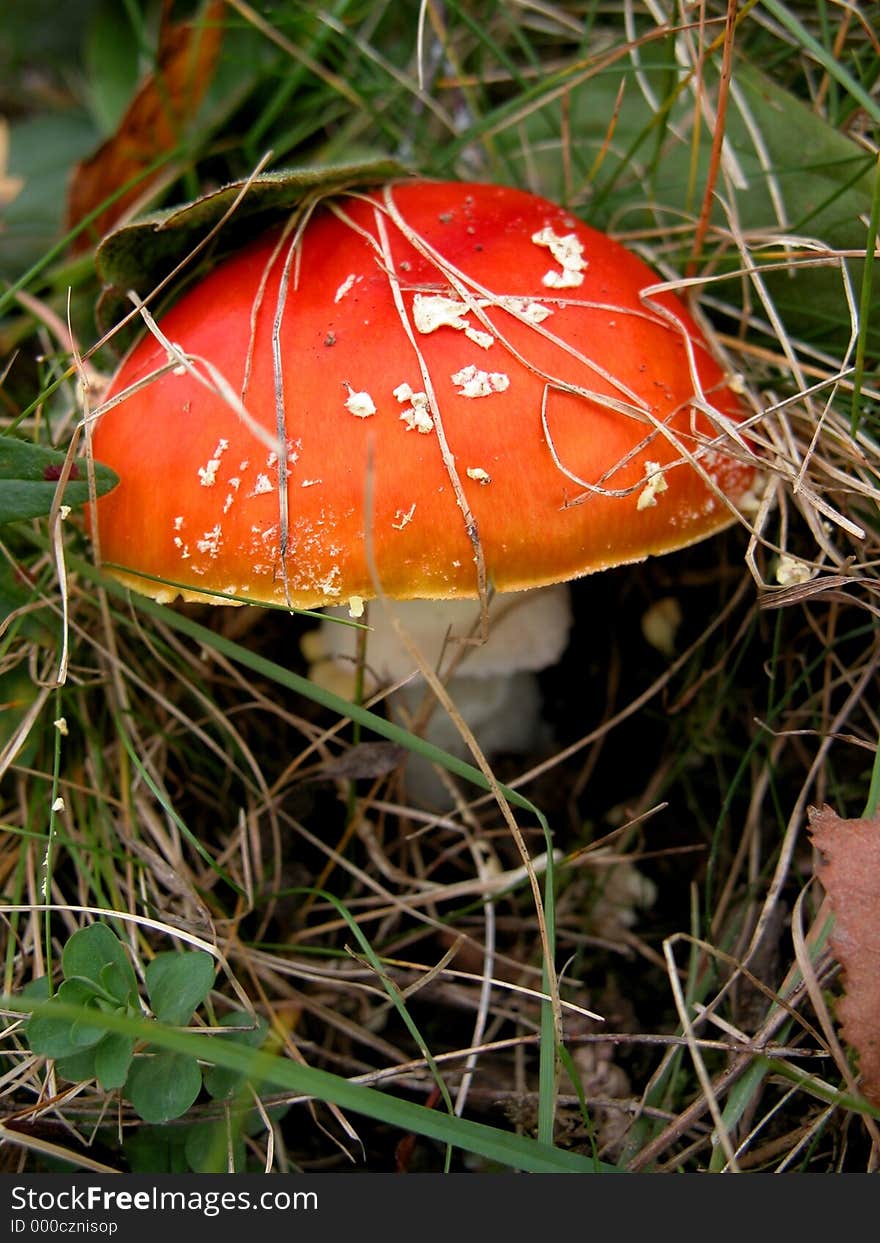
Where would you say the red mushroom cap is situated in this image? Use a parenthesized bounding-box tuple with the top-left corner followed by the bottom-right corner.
(91, 179, 756, 607)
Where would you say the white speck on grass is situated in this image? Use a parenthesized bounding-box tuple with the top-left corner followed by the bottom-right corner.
(776, 554, 812, 587)
(736, 477, 763, 515)
(451, 364, 510, 398)
(348, 595, 365, 618)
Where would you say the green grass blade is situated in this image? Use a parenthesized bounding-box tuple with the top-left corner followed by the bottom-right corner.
(9, 995, 622, 1173)
(760, 0, 880, 125)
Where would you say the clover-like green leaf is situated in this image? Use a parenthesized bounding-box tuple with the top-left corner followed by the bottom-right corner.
(26, 978, 104, 1057)
(203, 1011, 269, 1101)
(63, 980, 111, 1050)
(99, 959, 139, 1009)
(124, 1126, 191, 1174)
(144, 951, 214, 1026)
(19, 975, 51, 1004)
(61, 923, 137, 997)
(55, 1046, 101, 1084)
(94, 1031, 137, 1090)
(125, 1049, 203, 1124)
(26, 1012, 89, 1060)
(184, 1119, 247, 1173)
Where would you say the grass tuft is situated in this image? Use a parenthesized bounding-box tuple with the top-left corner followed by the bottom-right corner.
(1, 0, 878, 1174)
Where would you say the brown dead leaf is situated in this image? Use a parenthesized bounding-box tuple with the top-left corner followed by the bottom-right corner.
(66, 0, 225, 251)
(313, 742, 408, 783)
(809, 803, 880, 1107)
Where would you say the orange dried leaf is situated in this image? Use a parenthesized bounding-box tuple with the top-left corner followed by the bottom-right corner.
(66, 0, 225, 251)
(809, 803, 880, 1106)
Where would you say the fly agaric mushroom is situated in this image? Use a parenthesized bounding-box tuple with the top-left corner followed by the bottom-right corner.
(90, 179, 757, 791)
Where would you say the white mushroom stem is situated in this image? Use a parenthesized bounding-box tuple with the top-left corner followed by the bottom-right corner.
(304, 584, 573, 804)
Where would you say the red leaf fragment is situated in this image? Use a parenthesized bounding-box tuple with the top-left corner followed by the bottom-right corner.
(808, 803, 880, 1106)
(65, 0, 225, 251)
(43, 463, 79, 482)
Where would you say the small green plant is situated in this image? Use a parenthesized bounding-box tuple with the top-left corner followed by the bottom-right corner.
(0, 437, 117, 526)
(24, 922, 264, 1125)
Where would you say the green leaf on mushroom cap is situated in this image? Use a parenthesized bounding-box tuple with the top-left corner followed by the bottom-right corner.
(94, 155, 411, 336)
